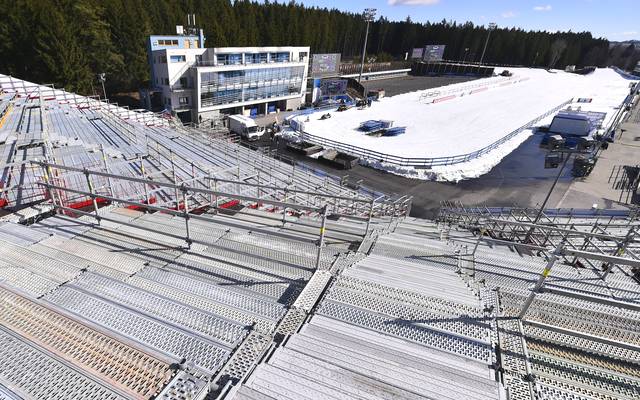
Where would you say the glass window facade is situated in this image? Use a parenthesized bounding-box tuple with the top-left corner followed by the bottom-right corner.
(217, 53, 242, 65)
(245, 53, 268, 64)
(200, 66, 305, 108)
(269, 52, 290, 63)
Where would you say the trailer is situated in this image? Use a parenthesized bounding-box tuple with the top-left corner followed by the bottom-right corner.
(541, 110, 606, 147)
(286, 141, 324, 156)
(319, 149, 359, 170)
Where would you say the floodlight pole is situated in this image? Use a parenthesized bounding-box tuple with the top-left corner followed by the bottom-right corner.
(479, 23, 497, 65)
(358, 8, 377, 83)
(462, 48, 470, 74)
(98, 73, 107, 100)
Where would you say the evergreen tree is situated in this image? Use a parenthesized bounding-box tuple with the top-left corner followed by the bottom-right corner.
(0, 0, 615, 94)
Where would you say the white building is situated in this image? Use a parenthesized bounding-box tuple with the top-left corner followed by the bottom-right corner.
(148, 33, 309, 122)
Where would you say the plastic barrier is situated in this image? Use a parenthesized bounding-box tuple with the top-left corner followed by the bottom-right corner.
(470, 87, 489, 94)
(67, 197, 109, 210)
(126, 197, 157, 211)
(433, 95, 457, 103)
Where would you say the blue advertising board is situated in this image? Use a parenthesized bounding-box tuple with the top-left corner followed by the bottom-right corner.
(320, 79, 348, 96)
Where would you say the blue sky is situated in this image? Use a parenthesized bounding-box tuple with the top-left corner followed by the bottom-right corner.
(293, 0, 638, 41)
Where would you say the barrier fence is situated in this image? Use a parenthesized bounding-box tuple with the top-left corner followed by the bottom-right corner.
(418, 75, 530, 104)
(292, 99, 573, 168)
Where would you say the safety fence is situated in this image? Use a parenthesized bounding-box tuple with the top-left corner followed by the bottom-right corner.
(419, 75, 530, 104)
(290, 99, 573, 168)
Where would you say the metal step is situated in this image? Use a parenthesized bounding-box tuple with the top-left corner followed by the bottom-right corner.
(70, 272, 247, 347)
(44, 285, 230, 374)
(0, 284, 172, 398)
(0, 325, 128, 400)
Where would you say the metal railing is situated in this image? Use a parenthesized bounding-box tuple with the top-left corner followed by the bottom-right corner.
(32, 160, 340, 269)
(438, 201, 640, 273)
(0, 75, 171, 128)
(32, 160, 408, 238)
(291, 99, 572, 168)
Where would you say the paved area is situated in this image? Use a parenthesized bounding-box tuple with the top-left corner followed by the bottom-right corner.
(557, 103, 640, 209)
(250, 132, 573, 219)
(247, 76, 638, 219)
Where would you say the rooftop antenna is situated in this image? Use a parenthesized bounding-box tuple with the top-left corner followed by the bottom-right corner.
(185, 14, 197, 35)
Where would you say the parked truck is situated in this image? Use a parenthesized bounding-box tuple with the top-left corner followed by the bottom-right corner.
(228, 115, 264, 141)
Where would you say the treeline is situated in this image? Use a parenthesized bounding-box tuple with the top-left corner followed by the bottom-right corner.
(608, 42, 640, 71)
(0, 0, 612, 95)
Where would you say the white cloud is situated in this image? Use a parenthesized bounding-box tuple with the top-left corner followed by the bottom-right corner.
(388, 0, 440, 5)
(533, 5, 552, 12)
(621, 31, 638, 36)
(501, 11, 517, 18)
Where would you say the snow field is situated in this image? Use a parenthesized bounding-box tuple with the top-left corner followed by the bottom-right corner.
(291, 68, 636, 181)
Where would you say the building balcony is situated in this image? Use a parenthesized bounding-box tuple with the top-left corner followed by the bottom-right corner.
(194, 58, 306, 68)
(170, 85, 194, 93)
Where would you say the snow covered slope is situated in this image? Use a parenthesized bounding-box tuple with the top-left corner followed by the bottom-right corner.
(290, 68, 636, 181)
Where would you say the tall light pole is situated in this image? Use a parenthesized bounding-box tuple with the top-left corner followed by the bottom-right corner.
(358, 8, 377, 83)
(98, 73, 107, 100)
(479, 22, 497, 65)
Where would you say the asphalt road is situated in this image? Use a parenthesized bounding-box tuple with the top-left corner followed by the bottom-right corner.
(241, 74, 577, 219)
(245, 131, 574, 219)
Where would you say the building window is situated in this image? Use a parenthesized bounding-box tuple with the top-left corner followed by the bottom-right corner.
(179, 97, 189, 105)
(245, 53, 268, 64)
(170, 55, 186, 63)
(158, 39, 179, 46)
(217, 53, 242, 65)
(179, 77, 188, 88)
(199, 66, 305, 107)
(164, 78, 169, 85)
(270, 52, 290, 63)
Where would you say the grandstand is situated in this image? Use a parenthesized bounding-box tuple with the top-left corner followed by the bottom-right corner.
(0, 74, 638, 400)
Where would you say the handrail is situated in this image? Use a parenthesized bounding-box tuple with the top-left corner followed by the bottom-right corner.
(31, 160, 408, 216)
(291, 99, 572, 168)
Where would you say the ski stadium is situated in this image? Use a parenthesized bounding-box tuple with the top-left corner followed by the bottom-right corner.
(0, 73, 639, 400)
(287, 68, 635, 181)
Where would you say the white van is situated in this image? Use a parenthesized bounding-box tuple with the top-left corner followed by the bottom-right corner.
(228, 115, 264, 141)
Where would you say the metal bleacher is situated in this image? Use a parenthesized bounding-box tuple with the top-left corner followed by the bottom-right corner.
(0, 74, 409, 217)
(0, 74, 638, 400)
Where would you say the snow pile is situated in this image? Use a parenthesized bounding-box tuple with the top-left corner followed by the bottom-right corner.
(290, 68, 636, 181)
